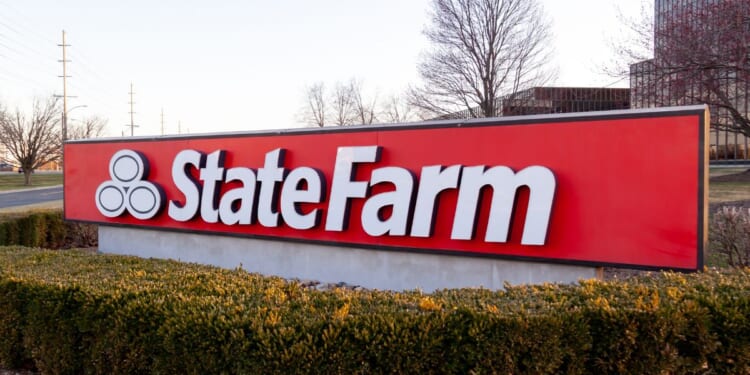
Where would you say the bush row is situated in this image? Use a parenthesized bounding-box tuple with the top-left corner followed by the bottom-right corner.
(0, 247, 749, 374)
(0, 210, 96, 249)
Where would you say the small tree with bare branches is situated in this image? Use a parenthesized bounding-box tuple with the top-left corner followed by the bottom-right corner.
(299, 78, 381, 126)
(350, 79, 378, 125)
(330, 81, 357, 126)
(0, 97, 61, 185)
(408, 0, 555, 119)
(615, 0, 750, 137)
(301, 82, 327, 127)
(380, 94, 418, 123)
(68, 116, 108, 140)
(603, 1, 654, 78)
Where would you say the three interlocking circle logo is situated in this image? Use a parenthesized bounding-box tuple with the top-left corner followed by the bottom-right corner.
(95, 149, 165, 220)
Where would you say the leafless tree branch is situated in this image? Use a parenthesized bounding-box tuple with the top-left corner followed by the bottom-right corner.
(380, 94, 418, 123)
(298, 82, 327, 127)
(330, 81, 357, 126)
(626, 1, 750, 136)
(350, 79, 378, 125)
(68, 116, 108, 140)
(0, 97, 61, 185)
(408, 0, 555, 119)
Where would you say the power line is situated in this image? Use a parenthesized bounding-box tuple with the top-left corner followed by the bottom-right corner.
(0, 2, 157, 139)
(0, 32, 58, 78)
(0, 8, 62, 97)
(0, 5, 117, 140)
(0, 27, 58, 63)
(0, 69, 50, 92)
(67, 81, 114, 114)
(0, 54, 55, 89)
(67, 49, 109, 83)
(0, 5, 60, 73)
(62, 40, 128, 125)
(0, 37, 25, 56)
(0, 2, 58, 46)
(67, 49, 123, 100)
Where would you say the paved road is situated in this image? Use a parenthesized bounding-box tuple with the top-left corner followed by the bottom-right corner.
(0, 186, 63, 209)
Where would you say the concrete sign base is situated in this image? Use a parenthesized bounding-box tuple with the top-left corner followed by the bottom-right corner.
(99, 226, 598, 292)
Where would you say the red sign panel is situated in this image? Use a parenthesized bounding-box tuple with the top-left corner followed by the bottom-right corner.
(65, 107, 708, 270)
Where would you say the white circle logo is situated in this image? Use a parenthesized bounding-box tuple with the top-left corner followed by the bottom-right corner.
(95, 149, 164, 220)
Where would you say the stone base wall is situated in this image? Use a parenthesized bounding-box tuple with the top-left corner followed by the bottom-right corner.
(99, 226, 598, 292)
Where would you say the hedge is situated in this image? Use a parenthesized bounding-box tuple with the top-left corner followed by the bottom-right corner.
(0, 247, 749, 374)
(0, 210, 96, 249)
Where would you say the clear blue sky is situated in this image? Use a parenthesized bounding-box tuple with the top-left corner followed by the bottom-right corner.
(0, 0, 642, 136)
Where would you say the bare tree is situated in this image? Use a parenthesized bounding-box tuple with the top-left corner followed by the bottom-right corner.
(0, 97, 61, 185)
(603, 0, 654, 78)
(621, 1, 750, 137)
(299, 78, 381, 126)
(408, 0, 555, 119)
(300, 82, 327, 127)
(380, 94, 418, 123)
(68, 116, 108, 140)
(350, 79, 378, 125)
(330, 81, 356, 126)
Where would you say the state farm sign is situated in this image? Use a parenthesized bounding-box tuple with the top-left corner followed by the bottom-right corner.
(95, 146, 555, 245)
(65, 106, 708, 271)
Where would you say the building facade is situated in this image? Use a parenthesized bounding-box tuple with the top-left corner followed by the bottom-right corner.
(631, 0, 750, 160)
(439, 87, 630, 120)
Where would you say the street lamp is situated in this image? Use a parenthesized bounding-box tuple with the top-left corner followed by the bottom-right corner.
(59, 104, 87, 172)
(63, 104, 87, 142)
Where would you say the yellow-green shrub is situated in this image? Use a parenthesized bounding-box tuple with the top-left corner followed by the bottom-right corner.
(1, 247, 749, 374)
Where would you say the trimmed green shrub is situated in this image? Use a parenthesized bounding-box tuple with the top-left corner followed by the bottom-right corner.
(1, 247, 750, 374)
(0, 210, 96, 249)
(0, 220, 20, 246)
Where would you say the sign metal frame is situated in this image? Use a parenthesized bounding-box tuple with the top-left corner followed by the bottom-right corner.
(64, 106, 709, 271)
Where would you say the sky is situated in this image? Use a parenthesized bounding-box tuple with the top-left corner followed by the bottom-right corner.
(0, 0, 644, 137)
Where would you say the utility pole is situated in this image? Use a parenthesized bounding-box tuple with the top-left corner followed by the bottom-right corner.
(58, 30, 71, 142)
(178, 120, 181, 134)
(126, 82, 139, 136)
(160, 107, 164, 135)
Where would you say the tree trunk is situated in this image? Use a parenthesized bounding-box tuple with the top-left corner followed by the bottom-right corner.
(23, 170, 32, 186)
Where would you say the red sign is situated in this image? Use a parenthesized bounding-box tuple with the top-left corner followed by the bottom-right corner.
(65, 107, 708, 271)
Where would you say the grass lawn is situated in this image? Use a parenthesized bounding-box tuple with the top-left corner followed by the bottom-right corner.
(0, 172, 62, 191)
(709, 181, 750, 203)
(708, 167, 747, 178)
(708, 166, 750, 204)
